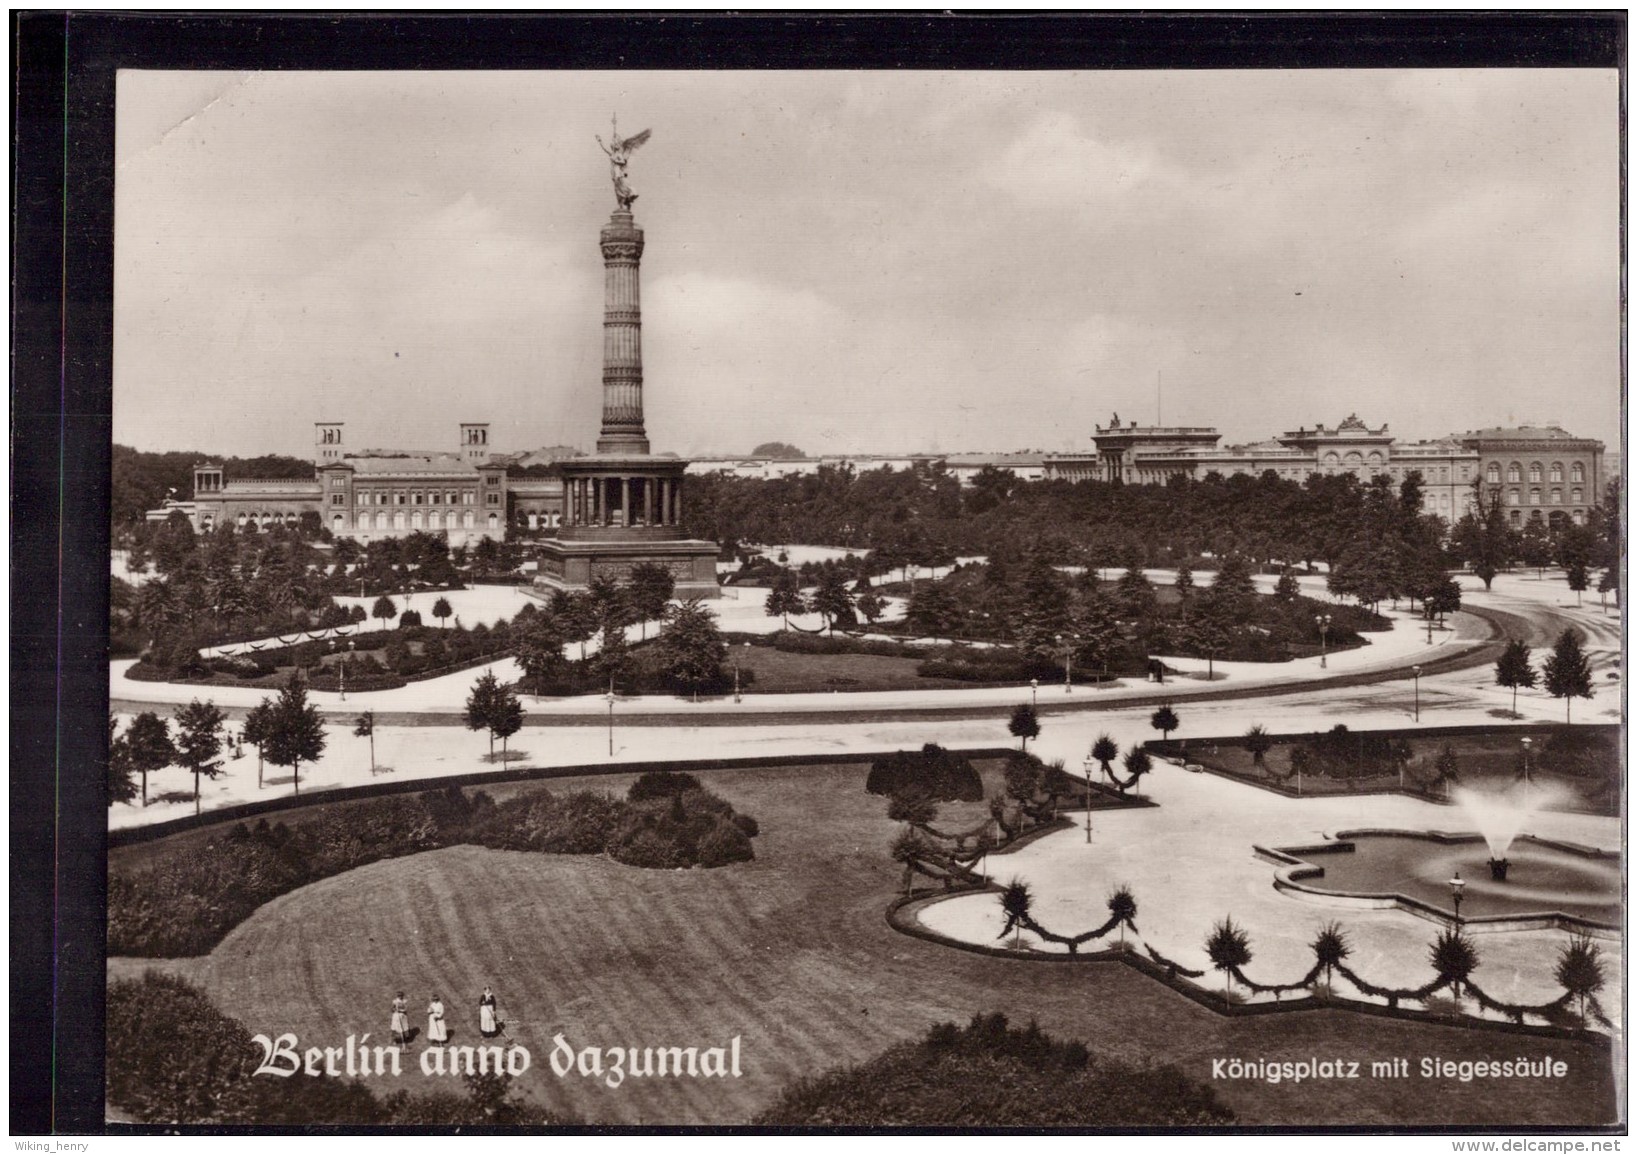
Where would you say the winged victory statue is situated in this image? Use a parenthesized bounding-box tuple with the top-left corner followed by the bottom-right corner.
(596, 117, 652, 210)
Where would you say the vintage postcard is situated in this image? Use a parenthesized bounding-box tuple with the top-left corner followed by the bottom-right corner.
(19, 13, 1628, 1137)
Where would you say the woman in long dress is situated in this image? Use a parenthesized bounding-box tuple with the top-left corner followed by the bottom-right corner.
(390, 991, 410, 1045)
(427, 995, 448, 1044)
(478, 987, 499, 1038)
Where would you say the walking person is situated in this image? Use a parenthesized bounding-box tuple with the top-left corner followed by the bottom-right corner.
(478, 986, 500, 1039)
(390, 991, 410, 1045)
(427, 994, 448, 1044)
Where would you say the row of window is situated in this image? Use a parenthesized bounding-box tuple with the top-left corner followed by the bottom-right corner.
(1501, 487, 1584, 507)
(331, 510, 497, 531)
(1487, 461, 1587, 484)
(1509, 509, 1586, 525)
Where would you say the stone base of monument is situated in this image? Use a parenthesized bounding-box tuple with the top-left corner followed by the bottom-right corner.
(532, 536, 721, 600)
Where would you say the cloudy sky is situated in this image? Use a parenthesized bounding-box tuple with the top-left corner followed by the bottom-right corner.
(114, 69, 1621, 461)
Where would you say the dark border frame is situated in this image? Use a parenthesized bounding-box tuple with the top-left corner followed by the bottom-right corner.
(10, 11, 1624, 1136)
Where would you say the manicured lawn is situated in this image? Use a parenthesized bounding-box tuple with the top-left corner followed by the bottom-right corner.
(734, 643, 1002, 694)
(110, 762, 1616, 1127)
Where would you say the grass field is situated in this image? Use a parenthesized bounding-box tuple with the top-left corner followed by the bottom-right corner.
(109, 762, 1618, 1127)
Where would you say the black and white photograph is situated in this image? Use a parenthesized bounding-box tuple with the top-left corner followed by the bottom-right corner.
(12, 12, 1627, 1137)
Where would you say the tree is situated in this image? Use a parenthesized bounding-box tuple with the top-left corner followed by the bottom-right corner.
(1432, 744, 1460, 798)
(353, 710, 376, 772)
(1597, 567, 1617, 610)
(764, 570, 808, 630)
(552, 590, 597, 661)
(906, 581, 960, 641)
(1429, 928, 1478, 1009)
(854, 585, 887, 626)
(491, 689, 524, 761)
(1554, 934, 1606, 1027)
(1542, 629, 1594, 723)
(1121, 748, 1152, 797)
(1493, 640, 1537, 716)
(810, 568, 855, 635)
(1273, 568, 1300, 601)
(1243, 724, 1272, 766)
(1008, 703, 1040, 751)
(242, 701, 274, 789)
(659, 599, 727, 701)
(262, 676, 327, 796)
(513, 610, 569, 688)
(1090, 734, 1119, 782)
(172, 699, 225, 816)
(1150, 703, 1180, 744)
(432, 596, 453, 628)
(627, 563, 676, 640)
(1107, 885, 1138, 949)
(465, 671, 505, 759)
(1310, 922, 1350, 991)
(1517, 519, 1553, 579)
(1565, 562, 1589, 606)
(999, 879, 1033, 950)
(371, 595, 398, 631)
(887, 787, 938, 830)
(1071, 588, 1121, 677)
(1116, 567, 1157, 621)
(1186, 590, 1236, 679)
(123, 711, 176, 807)
(1209, 554, 1258, 615)
(1427, 577, 1462, 624)
(107, 717, 138, 806)
(1205, 917, 1253, 996)
(1173, 563, 1194, 602)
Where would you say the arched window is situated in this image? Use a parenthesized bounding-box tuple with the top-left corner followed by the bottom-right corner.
(375, 512, 386, 530)
(1529, 488, 1541, 506)
(1324, 451, 1340, 466)
(411, 511, 423, 529)
(1506, 490, 1520, 506)
(1572, 487, 1583, 504)
(332, 514, 344, 531)
(488, 513, 499, 532)
(1528, 462, 1542, 483)
(1507, 462, 1521, 482)
(1508, 510, 1521, 525)
(394, 511, 406, 530)
(1486, 462, 1501, 483)
(1573, 510, 1586, 525)
(1550, 489, 1562, 505)
(1550, 462, 1563, 482)
(463, 511, 474, 529)
(1571, 462, 1585, 483)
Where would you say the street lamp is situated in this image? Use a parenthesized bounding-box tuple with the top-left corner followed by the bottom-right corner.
(1426, 603, 1435, 645)
(1448, 871, 1465, 926)
(1315, 613, 1332, 669)
(1057, 632, 1076, 693)
(733, 642, 749, 704)
(1081, 756, 1095, 843)
(1519, 735, 1533, 787)
(605, 681, 616, 756)
(1412, 664, 1422, 723)
(1030, 678, 1038, 708)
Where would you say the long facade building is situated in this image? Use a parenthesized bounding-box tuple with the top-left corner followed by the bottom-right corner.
(176, 422, 564, 545)
(1043, 414, 1604, 527)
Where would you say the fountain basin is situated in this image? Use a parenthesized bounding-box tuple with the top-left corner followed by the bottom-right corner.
(1260, 831, 1620, 933)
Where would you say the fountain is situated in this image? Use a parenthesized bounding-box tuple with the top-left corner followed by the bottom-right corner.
(1268, 781, 1619, 930)
(1450, 783, 1558, 882)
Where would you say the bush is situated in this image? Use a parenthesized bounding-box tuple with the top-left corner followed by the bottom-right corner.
(399, 609, 423, 627)
(755, 1013, 1234, 1126)
(866, 744, 984, 802)
(628, 770, 706, 802)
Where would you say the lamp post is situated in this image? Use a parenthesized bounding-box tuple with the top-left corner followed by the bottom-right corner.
(605, 682, 616, 757)
(1426, 604, 1435, 645)
(1081, 756, 1094, 843)
(1519, 735, 1533, 787)
(1058, 632, 1076, 693)
(733, 642, 749, 704)
(1030, 678, 1038, 709)
(1315, 613, 1332, 669)
(1449, 871, 1465, 926)
(1412, 664, 1422, 723)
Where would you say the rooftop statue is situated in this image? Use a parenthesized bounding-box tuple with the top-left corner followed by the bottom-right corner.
(596, 116, 651, 210)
